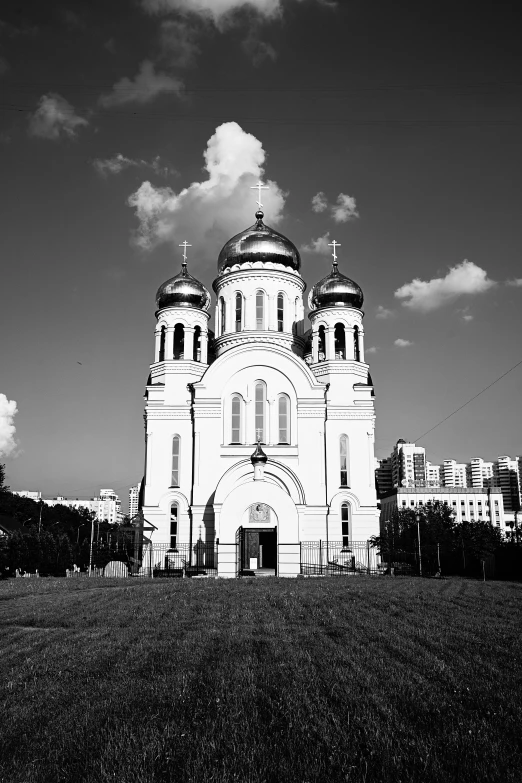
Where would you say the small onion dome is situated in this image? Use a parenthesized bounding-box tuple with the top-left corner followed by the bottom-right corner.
(156, 262, 211, 311)
(308, 261, 363, 311)
(251, 441, 268, 466)
(217, 210, 301, 273)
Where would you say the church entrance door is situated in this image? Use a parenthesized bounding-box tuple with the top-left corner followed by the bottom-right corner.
(237, 527, 277, 576)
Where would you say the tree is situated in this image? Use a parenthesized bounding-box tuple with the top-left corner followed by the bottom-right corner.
(0, 463, 9, 493)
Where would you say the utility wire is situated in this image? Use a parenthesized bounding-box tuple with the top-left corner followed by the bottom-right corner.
(415, 358, 522, 442)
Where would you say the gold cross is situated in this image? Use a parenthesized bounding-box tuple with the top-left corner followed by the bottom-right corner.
(179, 241, 192, 262)
(328, 240, 341, 262)
(250, 180, 269, 209)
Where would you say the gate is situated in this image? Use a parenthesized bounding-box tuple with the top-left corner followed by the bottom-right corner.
(235, 527, 243, 578)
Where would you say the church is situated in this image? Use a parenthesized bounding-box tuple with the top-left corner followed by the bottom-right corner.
(140, 185, 379, 577)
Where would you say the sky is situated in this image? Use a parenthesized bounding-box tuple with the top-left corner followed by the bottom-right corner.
(0, 0, 521, 510)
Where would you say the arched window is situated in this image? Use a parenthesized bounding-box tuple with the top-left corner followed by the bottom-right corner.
(293, 297, 299, 335)
(354, 326, 360, 362)
(277, 293, 284, 332)
(278, 395, 290, 444)
(318, 325, 326, 361)
(231, 395, 242, 444)
(173, 324, 184, 360)
(254, 383, 266, 442)
(159, 325, 166, 362)
(171, 435, 180, 486)
(256, 291, 265, 330)
(220, 297, 226, 336)
(193, 326, 201, 361)
(334, 323, 346, 359)
(340, 435, 349, 487)
(341, 503, 350, 549)
(170, 503, 178, 550)
(235, 292, 243, 332)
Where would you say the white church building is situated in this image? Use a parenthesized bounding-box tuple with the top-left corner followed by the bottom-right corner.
(140, 192, 379, 577)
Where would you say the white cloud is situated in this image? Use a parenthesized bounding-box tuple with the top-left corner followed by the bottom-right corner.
(394, 339, 413, 347)
(366, 346, 378, 354)
(311, 191, 328, 213)
(301, 231, 331, 254)
(462, 313, 474, 322)
(99, 60, 184, 107)
(128, 121, 286, 253)
(394, 260, 496, 312)
(28, 93, 88, 140)
(93, 153, 175, 177)
(375, 305, 394, 319)
(141, 0, 283, 25)
(160, 19, 201, 67)
(506, 278, 522, 288)
(0, 393, 18, 458)
(332, 192, 359, 223)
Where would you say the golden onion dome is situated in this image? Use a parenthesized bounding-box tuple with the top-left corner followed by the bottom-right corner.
(217, 210, 301, 273)
(308, 261, 364, 311)
(156, 263, 211, 312)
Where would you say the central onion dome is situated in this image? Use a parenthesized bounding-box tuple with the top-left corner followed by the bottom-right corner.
(308, 260, 364, 311)
(156, 262, 211, 311)
(217, 210, 301, 273)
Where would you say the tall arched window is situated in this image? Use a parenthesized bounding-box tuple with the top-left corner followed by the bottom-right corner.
(340, 435, 349, 487)
(159, 325, 166, 362)
(334, 323, 346, 359)
(220, 297, 226, 336)
(173, 324, 184, 360)
(256, 291, 265, 330)
(277, 293, 284, 332)
(171, 435, 180, 486)
(278, 395, 290, 444)
(170, 503, 178, 549)
(235, 293, 243, 332)
(341, 503, 350, 549)
(231, 395, 242, 444)
(354, 326, 360, 362)
(318, 325, 326, 361)
(255, 383, 266, 442)
(193, 326, 201, 361)
(293, 297, 299, 335)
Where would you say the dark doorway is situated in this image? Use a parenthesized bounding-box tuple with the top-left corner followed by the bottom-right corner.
(239, 527, 277, 575)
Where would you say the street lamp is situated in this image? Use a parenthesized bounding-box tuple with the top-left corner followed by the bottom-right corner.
(415, 512, 422, 577)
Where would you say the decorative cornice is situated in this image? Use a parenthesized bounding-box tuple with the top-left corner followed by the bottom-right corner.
(214, 331, 305, 357)
(213, 265, 306, 292)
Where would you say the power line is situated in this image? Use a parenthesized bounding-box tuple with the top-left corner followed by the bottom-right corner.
(414, 358, 522, 443)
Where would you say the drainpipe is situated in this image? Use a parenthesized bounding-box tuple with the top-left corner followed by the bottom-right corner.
(324, 382, 330, 560)
(187, 383, 196, 567)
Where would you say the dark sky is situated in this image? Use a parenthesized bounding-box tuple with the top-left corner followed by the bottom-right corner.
(1, 0, 521, 507)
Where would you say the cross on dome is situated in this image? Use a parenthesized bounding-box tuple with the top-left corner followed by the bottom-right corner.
(179, 240, 192, 262)
(328, 239, 341, 270)
(250, 180, 269, 210)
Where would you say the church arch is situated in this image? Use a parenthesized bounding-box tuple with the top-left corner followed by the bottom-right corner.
(158, 324, 166, 362)
(214, 458, 306, 506)
(234, 291, 243, 332)
(318, 325, 326, 361)
(341, 501, 351, 548)
(173, 324, 185, 360)
(255, 289, 266, 330)
(334, 323, 346, 359)
(193, 325, 201, 361)
(353, 325, 361, 362)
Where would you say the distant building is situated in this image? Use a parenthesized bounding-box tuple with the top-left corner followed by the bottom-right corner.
(391, 440, 426, 488)
(129, 483, 141, 519)
(495, 456, 522, 514)
(379, 486, 509, 535)
(468, 458, 494, 488)
(426, 461, 441, 484)
(443, 460, 468, 487)
(12, 490, 42, 501)
(375, 458, 393, 498)
(43, 489, 121, 523)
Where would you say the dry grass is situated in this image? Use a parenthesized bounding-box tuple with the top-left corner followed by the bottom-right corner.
(1, 576, 521, 782)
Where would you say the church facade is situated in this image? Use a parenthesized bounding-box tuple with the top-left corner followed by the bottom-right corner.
(140, 200, 379, 577)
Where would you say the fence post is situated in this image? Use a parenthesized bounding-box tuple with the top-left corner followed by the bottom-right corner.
(367, 540, 370, 575)
(319, 539, 323, 575)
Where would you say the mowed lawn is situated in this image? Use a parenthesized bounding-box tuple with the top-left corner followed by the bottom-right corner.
(1, 577, 521, 783)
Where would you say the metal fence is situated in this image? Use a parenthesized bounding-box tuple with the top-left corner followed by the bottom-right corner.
(88, 540, 218, 578)
(299, 541, 382, 576)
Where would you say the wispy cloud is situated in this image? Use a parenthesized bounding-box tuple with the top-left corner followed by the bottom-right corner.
(301, 231, 331, 254)
(375, 305, 394, 319)
(241, 32, 277, 66)
(159, 19, 201, 67)
(0, 393, 18, 458)
(99, 60, 184, 107)
(366, 346, 378, 354)
(93, 153, 175, 177)
(459, 306, 474, 322)
(311, 191, 328, 213)
(141, 0, 284, 25)
(395, 260, 496, 312)
(394, 338, 413, 347)
(332, 193, 359, 223)
(128, 121, 286, 253)
(506, 278, 522, 288)
(28, 93, 88, 140)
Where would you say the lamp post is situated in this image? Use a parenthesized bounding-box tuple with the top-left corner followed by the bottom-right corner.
(415, 512, 422, 577)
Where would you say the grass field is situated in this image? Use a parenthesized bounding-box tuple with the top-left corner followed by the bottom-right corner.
(1, 576, 521, 783)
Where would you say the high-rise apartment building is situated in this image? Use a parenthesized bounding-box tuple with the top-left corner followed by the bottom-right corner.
(443, 460, 468, 487)
(468, 458, 494, 488)
(43, 489, 121, 523)
(391, 440, 426, 487)
(495, 456, 522, 513)
(426, 462, 441, 484)
(375, 458, 393, 498)
(129, 483, 141, 519)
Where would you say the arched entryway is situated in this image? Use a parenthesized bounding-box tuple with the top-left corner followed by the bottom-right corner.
(237, 503, 278, 575)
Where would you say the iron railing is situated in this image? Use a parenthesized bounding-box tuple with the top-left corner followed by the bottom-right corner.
(300, 541, 382, 576)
